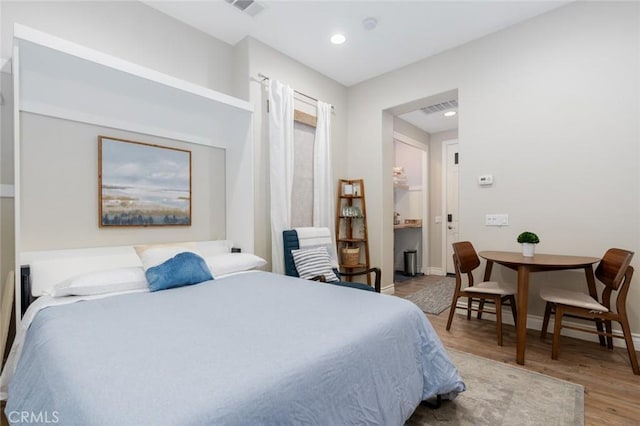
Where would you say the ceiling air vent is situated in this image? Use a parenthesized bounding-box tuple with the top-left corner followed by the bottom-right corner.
(225, 0, 264, 17)
(421, 100, 458, 115)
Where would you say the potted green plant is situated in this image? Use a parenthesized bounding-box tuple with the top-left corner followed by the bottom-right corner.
(517, 231, 539, 257)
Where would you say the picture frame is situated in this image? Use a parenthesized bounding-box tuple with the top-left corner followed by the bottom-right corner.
(98, 136, 192, 227)
(343, 183, 353, 196)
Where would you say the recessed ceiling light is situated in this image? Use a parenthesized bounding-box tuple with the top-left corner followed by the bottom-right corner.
(330, 34, 346, 45)
(363, 17, 378, 31)
(444, 111, 457, 117)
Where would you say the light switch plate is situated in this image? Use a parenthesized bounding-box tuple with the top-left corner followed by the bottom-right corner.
(486, 214, 508, 226)
(478, 174, 494, 186)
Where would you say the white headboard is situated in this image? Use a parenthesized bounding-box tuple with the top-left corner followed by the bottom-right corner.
(22, 240, 233, 297)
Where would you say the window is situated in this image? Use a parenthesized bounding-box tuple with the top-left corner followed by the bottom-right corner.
(291, 119, 315, 227)
(291, 109, 317, 228)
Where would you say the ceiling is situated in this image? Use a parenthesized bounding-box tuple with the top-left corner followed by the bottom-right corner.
(144, 0, 569, 133)
(398, 106, 458, 135)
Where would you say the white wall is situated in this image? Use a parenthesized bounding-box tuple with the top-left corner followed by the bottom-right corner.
(348, 1, 640, 333)
(240, 37, 349, 269)
(393, 116, 430, 147)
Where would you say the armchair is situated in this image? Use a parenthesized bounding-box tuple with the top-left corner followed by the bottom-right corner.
(283, 229, 381, 292)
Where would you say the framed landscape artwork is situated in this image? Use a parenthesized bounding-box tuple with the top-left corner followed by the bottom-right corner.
(98, 136, 192, 227)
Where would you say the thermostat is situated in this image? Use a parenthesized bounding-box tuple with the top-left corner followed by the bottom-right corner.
(478, 174, 493, 186)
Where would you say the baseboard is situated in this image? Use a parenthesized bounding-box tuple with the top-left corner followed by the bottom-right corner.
(396, 267, 446, 276)
(453, 302, 640, 349)
(425, 267, 446, 276)
(382, 283, 395, 295)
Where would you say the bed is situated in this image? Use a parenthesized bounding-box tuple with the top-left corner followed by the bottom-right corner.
(1, 243, 465, 425)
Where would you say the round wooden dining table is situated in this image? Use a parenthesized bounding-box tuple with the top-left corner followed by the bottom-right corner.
(478, 251, 601, 365)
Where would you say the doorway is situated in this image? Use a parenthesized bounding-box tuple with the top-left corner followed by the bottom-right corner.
(393, 135, 428, 281)
(386, 89, 459, 284)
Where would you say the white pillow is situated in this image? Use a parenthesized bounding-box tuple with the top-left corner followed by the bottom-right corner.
(52, 267, 148, 297)
(206, 253, 267, 277)
(291, 247, 339, 282)
(29, 251, 142, 297)
(134, 242, 204, 271)
(196, 240, 233, 257)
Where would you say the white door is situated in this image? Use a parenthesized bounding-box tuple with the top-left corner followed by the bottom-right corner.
(445, 141, 460, 274)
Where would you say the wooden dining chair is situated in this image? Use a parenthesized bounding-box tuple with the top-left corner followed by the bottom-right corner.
(446, 241, 517, 346)
(540, 248, 638, 375)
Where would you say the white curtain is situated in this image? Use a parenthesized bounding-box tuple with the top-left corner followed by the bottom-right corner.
(313, 101, 335, 235)
(268, 80, 295, 274)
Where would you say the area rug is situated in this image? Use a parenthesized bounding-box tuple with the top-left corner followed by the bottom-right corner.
(407, 349, 584, 425)
(402, 277, 456, 315)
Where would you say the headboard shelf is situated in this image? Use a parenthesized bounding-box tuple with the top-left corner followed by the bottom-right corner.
(14, 24, 253, 147)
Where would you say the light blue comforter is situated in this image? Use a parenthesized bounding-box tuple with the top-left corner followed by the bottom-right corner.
(6, 271, 464, 425)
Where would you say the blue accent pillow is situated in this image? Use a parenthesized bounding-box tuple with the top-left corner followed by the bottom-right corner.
(145, 252, 213, 292)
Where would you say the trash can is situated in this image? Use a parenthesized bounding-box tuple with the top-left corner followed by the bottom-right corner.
(404, 250, 417, 277)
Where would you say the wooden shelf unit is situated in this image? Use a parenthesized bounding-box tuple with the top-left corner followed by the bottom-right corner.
(335, 179, 371, 284)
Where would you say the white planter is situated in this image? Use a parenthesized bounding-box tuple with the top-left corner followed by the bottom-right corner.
(521, 243, 536, 257)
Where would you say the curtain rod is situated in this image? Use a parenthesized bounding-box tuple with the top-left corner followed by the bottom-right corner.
(257, 73, 335, 111)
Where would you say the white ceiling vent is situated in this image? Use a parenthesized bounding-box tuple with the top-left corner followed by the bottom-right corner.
(225, 0, 264, 17)
(421, 100, 458, 115)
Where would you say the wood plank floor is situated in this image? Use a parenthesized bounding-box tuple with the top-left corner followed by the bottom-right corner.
(2, 277, 639, 425)
(395, 277, 640, 426)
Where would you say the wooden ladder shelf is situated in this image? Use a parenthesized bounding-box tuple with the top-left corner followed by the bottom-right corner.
(335, 179, 371, 284)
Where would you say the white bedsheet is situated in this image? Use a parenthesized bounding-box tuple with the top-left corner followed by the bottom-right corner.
(0, 288, 149, 399)
(3, 271, 465, 425)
